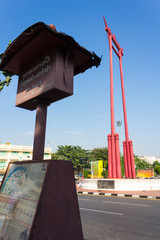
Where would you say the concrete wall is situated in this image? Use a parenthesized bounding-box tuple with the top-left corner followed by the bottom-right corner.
(114, 179, 160, 190)
(79, 179, 160, 191)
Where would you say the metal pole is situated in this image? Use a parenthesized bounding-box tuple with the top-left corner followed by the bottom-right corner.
(109, 35, 116, 178)
(33, 101, 49, 160)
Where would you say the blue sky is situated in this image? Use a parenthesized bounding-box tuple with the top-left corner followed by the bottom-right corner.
(0, 0, 160, 157)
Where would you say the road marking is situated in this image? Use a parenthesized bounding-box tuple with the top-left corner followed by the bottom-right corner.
(78, 198, 90, 201)
(80, 207, 123, 216)
(102, 200, 150, 207)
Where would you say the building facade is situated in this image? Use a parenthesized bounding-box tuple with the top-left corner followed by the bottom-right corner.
(138, 156, 160, 164)
(0, 143, 52, 174)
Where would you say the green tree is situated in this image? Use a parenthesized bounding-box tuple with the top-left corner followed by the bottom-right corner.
(0, 41, 14, 91)
(154, 165, 160, 176)
(51, 152, 65, 160)
(90, 147, 108, 162)
(52, 145, 91, 175)
(153, 161, 160, 169)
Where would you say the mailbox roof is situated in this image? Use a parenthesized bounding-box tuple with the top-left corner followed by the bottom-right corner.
(0, 22, 101, 76)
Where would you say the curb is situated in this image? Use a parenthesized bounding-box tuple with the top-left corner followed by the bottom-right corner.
(77, 191, 160, 200)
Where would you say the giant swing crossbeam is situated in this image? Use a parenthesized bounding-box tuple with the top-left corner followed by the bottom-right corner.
(103, 16, 136, 178)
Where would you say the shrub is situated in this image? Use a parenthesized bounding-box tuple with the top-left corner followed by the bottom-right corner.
(102, 170, 108, 178)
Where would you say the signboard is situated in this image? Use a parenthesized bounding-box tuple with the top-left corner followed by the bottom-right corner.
(91, 160, 103, 178)
(0, 160, 83, 240)
(137, 169, 154, 178)
(16, 46, 74, 110)
(0, 161, 48, 239)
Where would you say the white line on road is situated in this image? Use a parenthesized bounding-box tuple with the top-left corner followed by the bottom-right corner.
(102, 200, 150, 207)
(78, 198, 91, 201)
(80, 207, 123, 216)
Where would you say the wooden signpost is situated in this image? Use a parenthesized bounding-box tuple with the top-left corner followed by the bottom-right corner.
(0, 22, 100, 240)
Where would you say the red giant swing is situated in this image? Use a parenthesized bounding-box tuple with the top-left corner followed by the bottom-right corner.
(103, 17, 136, 179)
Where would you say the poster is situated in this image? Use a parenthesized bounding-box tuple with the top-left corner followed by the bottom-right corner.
(0, 162, 48, 240)
(91, 160, 103, 178)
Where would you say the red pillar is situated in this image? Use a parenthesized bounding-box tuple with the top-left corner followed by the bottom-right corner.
(119, 52, 135, 178)
(119, 54, 130, 159)
(107, 134, 112, 178)
(115, 133, 121, 178)
(129, 140, 136, 178)
(123, 141, 128, 178)
(109, 35, 116, 178)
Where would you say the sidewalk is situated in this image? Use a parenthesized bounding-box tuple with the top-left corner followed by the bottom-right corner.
(76, 184, 160, 200)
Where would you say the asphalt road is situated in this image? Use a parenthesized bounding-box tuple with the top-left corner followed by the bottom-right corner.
(78, 194, 160, 240)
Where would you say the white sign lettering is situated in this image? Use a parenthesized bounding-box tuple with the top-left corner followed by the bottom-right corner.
(21, 56, 51, 88)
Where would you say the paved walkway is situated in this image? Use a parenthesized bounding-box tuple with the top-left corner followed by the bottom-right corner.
(76, 184, 160, 199)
